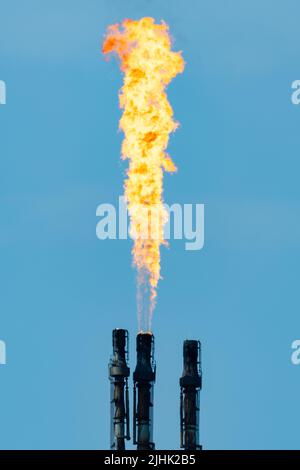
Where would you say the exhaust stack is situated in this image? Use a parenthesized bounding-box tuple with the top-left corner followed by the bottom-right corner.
(109, 329, 130, 450)
(180, 340, 202, 450)
(133, 333, 156, 450)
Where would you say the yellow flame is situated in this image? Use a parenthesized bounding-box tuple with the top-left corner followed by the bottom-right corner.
(103, 17, 184, 330)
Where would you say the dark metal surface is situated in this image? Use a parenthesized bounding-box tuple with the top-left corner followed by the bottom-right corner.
(180, 340, 202, 450)
(133, 333, 156, 450)
(109, 329, 130, 450)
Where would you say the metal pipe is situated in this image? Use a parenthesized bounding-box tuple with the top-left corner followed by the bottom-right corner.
(180, 340, 202, 450)
(133, 333, 156, 450)
(109, 329, 130, 450)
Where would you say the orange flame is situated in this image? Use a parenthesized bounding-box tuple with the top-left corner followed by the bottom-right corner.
(103, 17, 184, 331)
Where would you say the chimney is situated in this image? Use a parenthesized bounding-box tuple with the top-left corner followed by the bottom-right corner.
(109, 329, 130, 450)
(133, 333, 156, 450)
(180, 340, 202, 450)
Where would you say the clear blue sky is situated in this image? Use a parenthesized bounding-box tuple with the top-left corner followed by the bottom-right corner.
(1, 0, 300, 450)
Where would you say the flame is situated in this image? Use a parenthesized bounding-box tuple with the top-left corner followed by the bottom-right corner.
(103, 17, 184, 331)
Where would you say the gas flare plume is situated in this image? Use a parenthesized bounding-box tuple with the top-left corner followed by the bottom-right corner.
(103, 17, 184, 331)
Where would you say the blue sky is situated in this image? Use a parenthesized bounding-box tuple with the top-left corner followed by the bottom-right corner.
(0, 0, 300, 449)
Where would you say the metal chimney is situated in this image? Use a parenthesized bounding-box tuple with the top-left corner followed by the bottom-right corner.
(109, 329, 130, 450)
(133, 333, 156, 450)
(180, 340, 202, 450)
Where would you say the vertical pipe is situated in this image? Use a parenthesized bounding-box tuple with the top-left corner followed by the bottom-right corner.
(125, 381, 130, 440)
(109, 329, 130, 450)
(180, 340, 202, 450)
(180, 388, 183, 448)
(133, 333, 156, 450)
